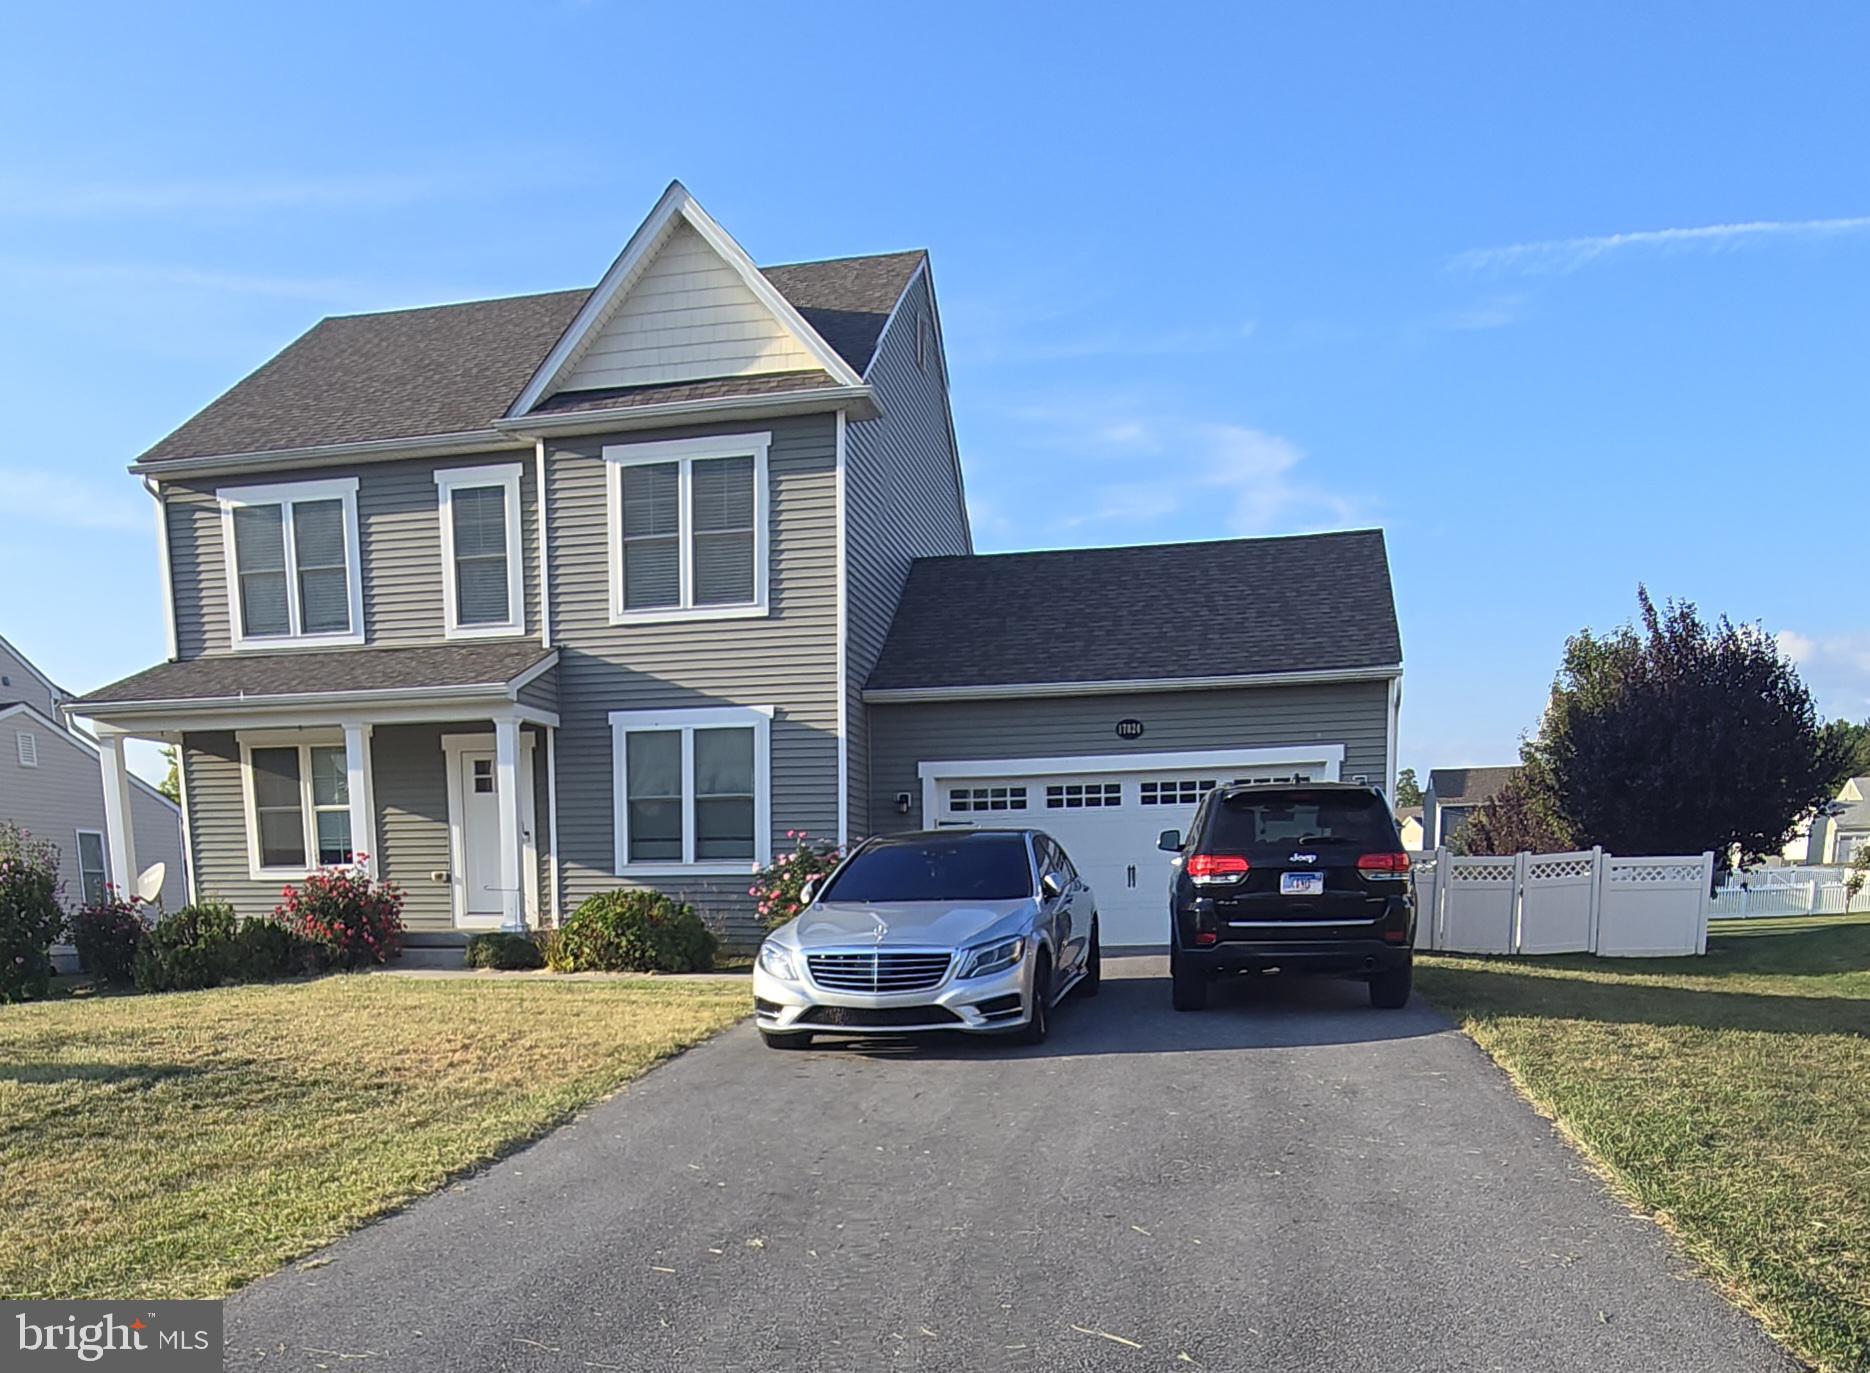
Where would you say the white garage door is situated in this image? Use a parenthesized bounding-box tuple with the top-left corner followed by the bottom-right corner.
(931, 754, 1339, 949)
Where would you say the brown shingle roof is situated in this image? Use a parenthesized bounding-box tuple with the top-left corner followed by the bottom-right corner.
(138, 252, 925, 466)
(1427, 767, 1519, 805)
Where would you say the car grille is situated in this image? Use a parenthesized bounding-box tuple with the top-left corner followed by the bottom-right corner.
(806, 950, 952, 993)
(799, 1004, 962, 1028)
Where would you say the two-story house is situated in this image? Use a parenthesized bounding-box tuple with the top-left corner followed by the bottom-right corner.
(2, 633, 186, 918)
(69, 183, 1403, 951)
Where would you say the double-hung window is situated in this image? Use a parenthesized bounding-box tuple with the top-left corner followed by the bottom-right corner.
(605, 433, 769, 623)
(610, 706, 771, 873)
(435, 464, 524, 637)
(240, 735, 357, 878)
(75, 829, 108, 905)
(218, 478, 363, 648)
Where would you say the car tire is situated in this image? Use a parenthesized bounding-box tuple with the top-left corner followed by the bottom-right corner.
(1170, 950, 1208, 1011)
(1369, 962, 1413, 1009)
(1079, 922, 1102, 998)
(761, 1030, 813, 1050)
(1014, 952, 1053, 1045)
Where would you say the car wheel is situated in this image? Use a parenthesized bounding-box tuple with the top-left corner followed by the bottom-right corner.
(1014, 952, 1053, 1045)
(1369, 962, 1413, 1009)
(761, 1030, 813, 1050)
(1079, 922, 1102, 998)
(1170, 949, 1208, 1011)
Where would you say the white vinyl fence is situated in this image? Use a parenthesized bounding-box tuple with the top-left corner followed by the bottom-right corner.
(1710, 865, 1870, 918)
(1410, 847, 1714, 957)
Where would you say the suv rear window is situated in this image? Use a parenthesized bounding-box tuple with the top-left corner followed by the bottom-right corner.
(1204, 789, 1398, 852)
(822, 834, 1034, 903)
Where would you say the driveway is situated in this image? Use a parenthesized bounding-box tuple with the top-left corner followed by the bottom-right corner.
(226, 959, 1792, 1372)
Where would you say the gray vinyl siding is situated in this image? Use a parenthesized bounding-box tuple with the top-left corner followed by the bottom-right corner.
(0, 711, 186, 913)
(163, 449, 541, 658)
(0, 639, 64, 717)
(545, 413, 840, 950)
(516, 669, 559, 715)
(843, 270, 970, 839)
(866, 680, 1393, 832)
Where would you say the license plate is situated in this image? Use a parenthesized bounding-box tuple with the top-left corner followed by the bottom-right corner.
(1280, 872, 1324, 896)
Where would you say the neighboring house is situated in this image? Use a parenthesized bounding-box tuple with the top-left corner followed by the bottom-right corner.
(0, 634, 187, 913)
(1422, 766, 1518, 849)
(67, 182, 1403, 951)
(1395, 805, 1424, 850)
(1793, 776, 1870, 865)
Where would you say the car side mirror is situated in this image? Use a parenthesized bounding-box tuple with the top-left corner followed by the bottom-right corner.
(800, 877, 820, 906)
(1157, 829, 1181, 853)
(1040, 871, 1066, 900)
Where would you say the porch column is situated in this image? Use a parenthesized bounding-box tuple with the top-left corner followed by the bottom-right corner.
(342, 722, 375, 876)
(494, 717, 525, 931)
(97, 730, 139, 897)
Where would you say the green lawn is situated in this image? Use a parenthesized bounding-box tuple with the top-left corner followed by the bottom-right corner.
(1418, 913, 1870, 1373)
(0, 976, 747, 1300)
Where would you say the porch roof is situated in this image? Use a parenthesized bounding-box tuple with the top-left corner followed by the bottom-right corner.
(68, 641, 556, 717)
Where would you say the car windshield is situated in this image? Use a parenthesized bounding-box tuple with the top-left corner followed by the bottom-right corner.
(821, 834, 1034, 903)
(1206, 790, 1397, 851)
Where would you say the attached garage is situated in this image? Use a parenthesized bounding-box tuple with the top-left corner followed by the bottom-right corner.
(863, 531, 1402, 950)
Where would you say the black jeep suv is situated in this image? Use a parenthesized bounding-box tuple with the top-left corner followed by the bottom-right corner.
(1157, 782, 1416, 1010)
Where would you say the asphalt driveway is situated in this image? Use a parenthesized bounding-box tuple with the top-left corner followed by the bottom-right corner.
(226, 959, 1793, 1372)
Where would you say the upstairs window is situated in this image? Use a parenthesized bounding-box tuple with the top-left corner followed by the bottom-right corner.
(218, 478, 363, 649)
(435, 464, 524, 637)
(605, 434, 769, 623)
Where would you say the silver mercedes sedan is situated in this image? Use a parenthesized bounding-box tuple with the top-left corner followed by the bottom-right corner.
(752, 829, 1101, 1048)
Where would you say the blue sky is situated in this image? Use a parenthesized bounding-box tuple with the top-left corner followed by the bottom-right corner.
(2, 2, 1866, 786)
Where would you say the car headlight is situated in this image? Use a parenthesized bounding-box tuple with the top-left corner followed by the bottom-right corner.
(757, 941, 798, 981)
(958, 935, 1026, 979)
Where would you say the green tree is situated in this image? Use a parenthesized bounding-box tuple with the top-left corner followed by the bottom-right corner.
(1394, 767, 1422, 808)
(159, 746, 181, 804)
(1459, 771, 1575, 856)
(1819, 717, 1870, 788)
(1523, 588, 1851, 864)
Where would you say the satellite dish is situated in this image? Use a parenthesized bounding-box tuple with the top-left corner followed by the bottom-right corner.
(134, 861, 166, 905)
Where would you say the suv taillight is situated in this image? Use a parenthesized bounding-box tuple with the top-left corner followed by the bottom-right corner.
(1356, 852, 1411, 878)
(1187, 854, 1250, 884)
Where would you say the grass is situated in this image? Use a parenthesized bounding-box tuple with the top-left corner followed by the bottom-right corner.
(0, 975, 746, 1300)
(1417, 912, 1870, 1373)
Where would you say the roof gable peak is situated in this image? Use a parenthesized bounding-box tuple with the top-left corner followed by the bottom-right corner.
(506, 181, 864, 415)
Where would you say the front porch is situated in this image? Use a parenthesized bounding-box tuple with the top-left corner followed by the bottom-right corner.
(68, 642, 561, 934)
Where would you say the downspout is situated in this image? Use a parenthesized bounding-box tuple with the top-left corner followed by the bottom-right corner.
(534, 439, 552, 648)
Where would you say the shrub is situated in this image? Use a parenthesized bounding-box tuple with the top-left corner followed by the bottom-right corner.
(229, 916, 305, 982)
(749, 830, 843, 931)
(0, 822, 65, 1003)
(465, 931, 546, 971)
(68, 893, 150, 984)
(276, 864, 404, 970)
(549, 890, 717, 973)
(134, 901, 239, 993)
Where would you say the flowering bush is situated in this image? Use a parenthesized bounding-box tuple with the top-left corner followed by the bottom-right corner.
(0, 822, 64, 1003)
(548, 889, 716, 973)
(134, 901, 238, 992)
(68, 892, 150, 984)
(275, 861, 404, 970)
(749, 830, 843, 931)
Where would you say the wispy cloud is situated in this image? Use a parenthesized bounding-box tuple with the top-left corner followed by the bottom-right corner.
(1451, 215, 1870, 275)
(0, 469, 148, 533)
(1777, 629, 1870, 718)
(1051, 414, 1366, 537)
(0, 172, 471, 219)
(967, 321, 1257, 365)
(0, 255, 376, 302)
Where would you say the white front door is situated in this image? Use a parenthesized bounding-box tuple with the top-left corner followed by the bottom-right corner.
(458, 751, 506, 925)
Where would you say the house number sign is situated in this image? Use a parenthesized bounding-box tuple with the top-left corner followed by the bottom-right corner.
(1115, 718, 1145, 740)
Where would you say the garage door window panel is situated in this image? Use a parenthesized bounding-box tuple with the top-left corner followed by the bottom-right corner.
(949, 785, 1027, 814)
(1046, 782, 1122, 809)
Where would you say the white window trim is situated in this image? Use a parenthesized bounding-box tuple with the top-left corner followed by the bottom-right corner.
(75, 827, 108, 904)
(609, 705, 773, 876)
(237, 730, 354, 881)
(16, 730, 37, 767)
(603, 433, 770, 625)
(435, 463, 526, 639)
(218, 477, 365, 651)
